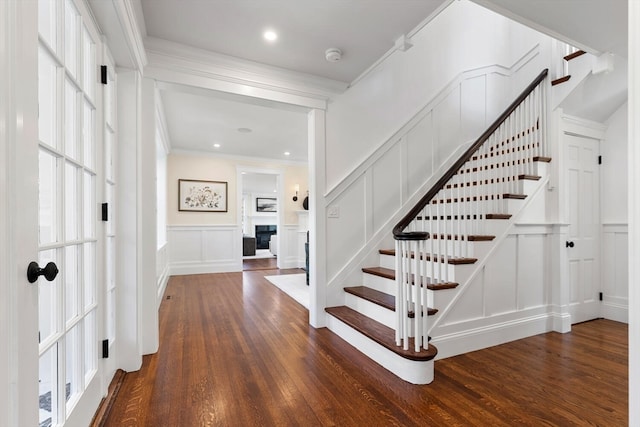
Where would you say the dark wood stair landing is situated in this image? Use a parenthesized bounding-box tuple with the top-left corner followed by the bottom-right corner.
(325, 306, 437, 361)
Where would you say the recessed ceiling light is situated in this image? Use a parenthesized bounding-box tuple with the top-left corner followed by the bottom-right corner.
(237, 127, 252, 133)
(284, 151, 290, 156)
(264, 30, 278, 42)
(213, 143, 221, 148)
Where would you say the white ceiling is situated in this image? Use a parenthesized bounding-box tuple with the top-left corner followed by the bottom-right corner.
(127, 0, 628, 161)
(134, 0, 449, 161)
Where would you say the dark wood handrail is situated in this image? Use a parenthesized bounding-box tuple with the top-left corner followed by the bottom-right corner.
(393, 68, 548, 240)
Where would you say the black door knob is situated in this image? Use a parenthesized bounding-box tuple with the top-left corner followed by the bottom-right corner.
(27, 261, 58, 283)
(566, 241, 575, 248)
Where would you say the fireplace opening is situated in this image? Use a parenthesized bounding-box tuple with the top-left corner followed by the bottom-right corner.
(255, 225, 277, 249)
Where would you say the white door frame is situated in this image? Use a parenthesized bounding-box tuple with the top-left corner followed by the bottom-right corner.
(0, 0, 39, 425)
(559, 113, 606, 325)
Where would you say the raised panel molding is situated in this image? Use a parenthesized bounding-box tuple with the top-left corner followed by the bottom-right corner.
(602, 223, 629, 323)
(168, 225, 240, 275)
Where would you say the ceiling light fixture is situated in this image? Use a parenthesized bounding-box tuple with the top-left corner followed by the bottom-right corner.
(213, 143, 221, 148)
(264, 30, 278, 42)
(284, 151, 290, 156)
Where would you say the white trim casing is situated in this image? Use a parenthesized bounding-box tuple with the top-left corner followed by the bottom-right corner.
(628, 1, 640, 425)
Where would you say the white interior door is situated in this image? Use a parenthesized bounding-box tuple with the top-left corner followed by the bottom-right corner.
(565, 133, 600, 324)
(37, 0, 106, 424)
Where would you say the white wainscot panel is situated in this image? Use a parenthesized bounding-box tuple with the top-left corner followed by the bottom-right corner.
(433, 85, 461, 166)
(484, 235, 517, 316)
(280, 225, 301, 269)
(516, 234, 547, 309)
(602, 224, 628, 323)
(438, 270, 485, 327)
(168, 225, 240, 275)
(202, 228, 238, 261)
(372, 143, 402, 232)
(156, 243, 169, 304)
(406, 112, 434, 196)
(460, 74, 487, 142)
(326, 176, 366, 279)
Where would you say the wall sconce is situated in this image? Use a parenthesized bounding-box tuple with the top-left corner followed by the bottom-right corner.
(293, 184, 299, 201)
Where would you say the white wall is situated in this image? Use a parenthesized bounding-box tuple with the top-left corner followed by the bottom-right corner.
(325, 0, 552, 192)
(167, 152, 308, 274)
(601, 102, 629, 322)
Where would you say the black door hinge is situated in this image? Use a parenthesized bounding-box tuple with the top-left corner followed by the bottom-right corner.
(599, 292, 603, 301)
(101, 65, 108, 85)
(598, 155, 602, 165)
(102, 339, 109, 358)
(101, 203, 108, 221)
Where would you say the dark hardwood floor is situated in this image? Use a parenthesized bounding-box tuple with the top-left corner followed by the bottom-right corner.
(242, 256, 278, 271)
(102, 270, 628, 426)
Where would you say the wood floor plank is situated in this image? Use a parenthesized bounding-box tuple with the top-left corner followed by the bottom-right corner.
(103, 270, 628, 426)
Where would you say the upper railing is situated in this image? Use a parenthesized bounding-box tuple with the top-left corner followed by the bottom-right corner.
(392, 69, 549, 352)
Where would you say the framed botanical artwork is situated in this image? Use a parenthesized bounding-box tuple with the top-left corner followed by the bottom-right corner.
(178, 179, 228, 212)
(256, 197, 277, 212)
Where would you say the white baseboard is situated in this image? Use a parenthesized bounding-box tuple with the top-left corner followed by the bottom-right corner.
(156, 266, 170, 308)
(431, 313, 553, 360)
(602, 301, 629, 324)
(169, 261, 240, 276)
(326, 313, 434, 384)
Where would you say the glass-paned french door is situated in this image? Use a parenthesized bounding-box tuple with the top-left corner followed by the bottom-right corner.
(37, 0, 106, 425)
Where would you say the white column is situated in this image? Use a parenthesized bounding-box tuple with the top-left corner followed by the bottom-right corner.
(308, 109, 327, 327)
(628, 0, 640, 424)
(140, 77, 160, 354)
(116, 70, 143, 371)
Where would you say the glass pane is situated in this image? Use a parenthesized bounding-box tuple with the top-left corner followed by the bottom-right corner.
(39, 150, 59, 245)
(39, 344, 59, 427)
(64, 80, 78, 159)
(83, 172, 94, 239)
(39, 249, 59, 345)
(82, 26, 95, 100)
(38, 48, 58, 149)
(84, 310, 96, 380)
(65, 324, 80, 407)
(64, 0, 78, 78)
(82, 101, 94, 168)
(83, 242, 95, 308)
(65, 245, 79, 323)
(38, 0, 58, 51)
(64, 162, 78, 241)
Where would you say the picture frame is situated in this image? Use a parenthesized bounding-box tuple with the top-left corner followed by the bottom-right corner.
(256, 197, 277, 213)
(178, 179, 228, 212)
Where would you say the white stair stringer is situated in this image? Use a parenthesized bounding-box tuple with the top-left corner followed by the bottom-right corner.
(427, 172, 551, 357)
(326, 313, 435, 384)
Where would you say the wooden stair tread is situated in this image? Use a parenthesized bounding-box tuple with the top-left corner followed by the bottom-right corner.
(564, 50, 586, 61)
(431, 234, 495, 242)
(533, 156, 552, 163)
(503, 193, 527, 200)
(378, 250, 477, 265)
(325, 306, 438, 361)
(344, 286, 438, 316)
(486, 213, 512, 220)
(445, 174, 541, 189)
(551, 75, 571, 86)
(362, 266, 460, 290)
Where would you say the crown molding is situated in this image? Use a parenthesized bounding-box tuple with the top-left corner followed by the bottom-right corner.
(143, 36, 346, 103)
(170, 148, 308, 167)
(114, 0, 147, 70)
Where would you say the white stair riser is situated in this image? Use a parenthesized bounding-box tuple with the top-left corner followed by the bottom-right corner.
(376, 256, 475, 283)
(345, 293, 396, 329)
(451, 158, 547, 180)
(381, 241, 492, 263)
